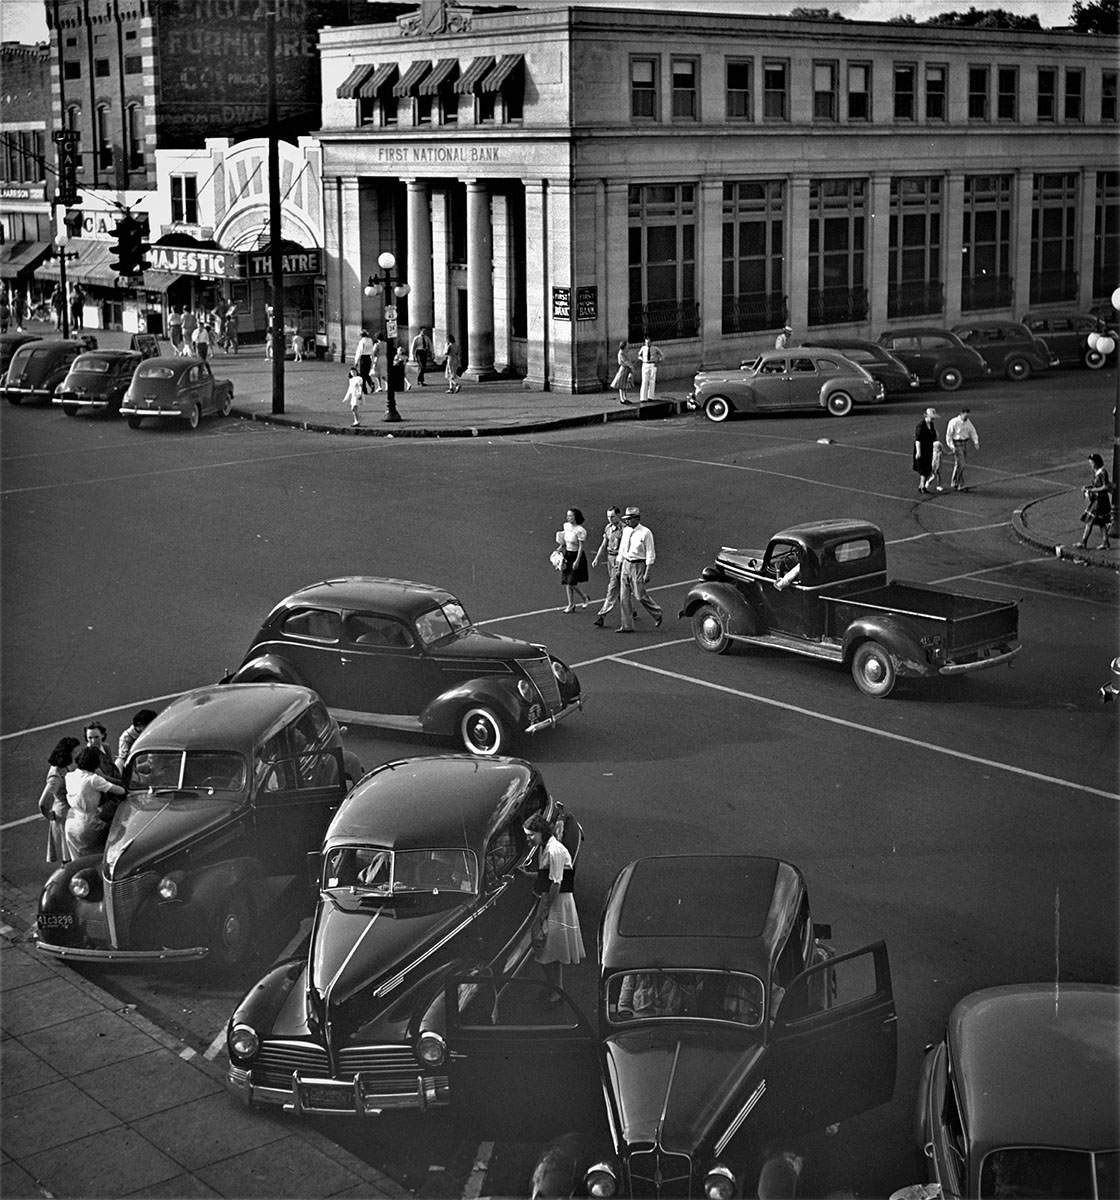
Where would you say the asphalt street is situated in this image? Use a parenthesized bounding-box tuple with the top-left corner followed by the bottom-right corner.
(2, 364, 1117, 1198)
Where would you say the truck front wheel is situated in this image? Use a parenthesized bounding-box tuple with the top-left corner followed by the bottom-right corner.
(692, 604, 731, 654)
(851, 641, 897, 698)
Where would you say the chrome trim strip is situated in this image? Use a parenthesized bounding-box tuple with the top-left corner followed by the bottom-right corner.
(524, 700, 582, 736)
(37, 940, 208, 960)
(372, 904, 488, 998)
(714, 1078, 766, 1155)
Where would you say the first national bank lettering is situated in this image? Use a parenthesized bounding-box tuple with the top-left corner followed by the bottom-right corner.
(377, 145, 501, 163)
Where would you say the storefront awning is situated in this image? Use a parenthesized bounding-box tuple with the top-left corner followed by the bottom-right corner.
(38, 239, 117, 287)
(142, 270, 185, 292)
(419, 58, 458, 95)
(337, 64, 374, 99)
(482, 54, 522, 92)
(393, 59, 432, 97)
(0, 240, 52, 280)
(455, 56, 496, 94)
(357, 63, 397, 98)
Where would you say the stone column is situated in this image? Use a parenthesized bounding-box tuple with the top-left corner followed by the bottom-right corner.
(524, 179, 548, 390)
(788, 177, 811, 334)
(464, 178, 496, 380)
(491, 190, 511, 373)
(868, 173, 892, 331)
(943, 172, 966, 322)
(330, 175, 362, 361)
(1012, 169, 1035, 313)
(405, 178, 433, 346)
(430, 187, 450, 349)
(699, 178, 723, 363)
(1076, 170, 1097, 309)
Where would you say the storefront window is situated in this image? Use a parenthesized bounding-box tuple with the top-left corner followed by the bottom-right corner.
(961, 174, 1012, 310)
(1031, 172, 1079, 303)
(628, 183, 697, 341)
(1093, 170, 1119, 297)
(889, 177, 943, 318)
(807, 178, 867, 325)
(722, 180, 785, 333)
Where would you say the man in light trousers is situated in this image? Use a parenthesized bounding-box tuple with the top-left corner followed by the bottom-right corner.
(944, 405, 980, 492)
(592, 506, 625, 628)
(616, 506, 663, 633)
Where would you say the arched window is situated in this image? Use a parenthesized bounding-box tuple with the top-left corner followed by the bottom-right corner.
(96, 104, 112, 171)
(126, 104, 143, 172)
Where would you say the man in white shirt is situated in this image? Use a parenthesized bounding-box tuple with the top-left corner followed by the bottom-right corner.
(638, 338, 664, 403)
(944, 406, 980, 492)
(775, 324, 793, 350)
(615, 506, 663, 633)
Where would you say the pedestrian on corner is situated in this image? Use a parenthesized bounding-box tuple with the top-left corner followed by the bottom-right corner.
(944, 405, 980, 492)
(343, 367, 364, 426)
(70, 284, 84, 331)
(592, 506, 625, 627)
(410, 326, 434, 387)
(372, 331, 388, 392)
(292, 331, 305, 363)
(64, 746, 125, 860)
(116, 709, 158, 774)
(525, 813, 584, 1001)
(354, 329, 375, 393)
(913, 407, 941, 493)
(193, 319, 211, 361)
(637, 337, 663, 404)
(775, 323, 793, 350)
(1077, 452, 1113, 550)
(50, 285, 63, 328)
(611, 340, 635, 405)
(168, 305, 184, 354)
(181, 307, 197, 355)
(444, 335, 462, 393)
(264, 330, 274, 361)
(557, 507, 591, 612)
(393, 344, 412, 390)
(616, 505, 663, 633)
(39, 736, 80, 864)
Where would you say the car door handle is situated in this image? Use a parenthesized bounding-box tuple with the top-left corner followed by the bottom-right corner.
(923, 1141, 934, 1160)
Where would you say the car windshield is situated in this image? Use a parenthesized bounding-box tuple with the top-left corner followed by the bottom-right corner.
(322, 846, 478, 895)
(136, 364, 176, 379)
(414, 600, 471, 645)
(980, 1147, 1117, 1198)
(126, 750, 247, 795)
(606, 969, 766, 1029)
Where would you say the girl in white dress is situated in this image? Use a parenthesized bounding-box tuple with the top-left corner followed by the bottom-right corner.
(525, 814, 584, 1001)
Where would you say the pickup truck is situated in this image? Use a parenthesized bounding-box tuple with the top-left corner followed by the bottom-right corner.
(680, 519, 1021, 697)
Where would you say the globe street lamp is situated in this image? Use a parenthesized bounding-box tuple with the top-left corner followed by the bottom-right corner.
(1087, 287, 1120, 538)
(364, 251, 411, 423)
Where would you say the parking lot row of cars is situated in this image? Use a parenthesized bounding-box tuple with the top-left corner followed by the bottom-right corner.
(0, 333, 233, 429)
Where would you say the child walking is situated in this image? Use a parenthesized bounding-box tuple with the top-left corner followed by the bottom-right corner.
(343, 367, 363, 426)
(928, 440, 945, 493)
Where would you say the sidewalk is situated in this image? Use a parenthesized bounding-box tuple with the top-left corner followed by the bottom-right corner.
(1012, 491, 1119, 571)
(0, 882, 410, 1200)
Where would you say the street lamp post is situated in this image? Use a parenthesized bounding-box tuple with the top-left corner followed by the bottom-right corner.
(364, 252, 411, 423)
(1087, 285, 1120, 539)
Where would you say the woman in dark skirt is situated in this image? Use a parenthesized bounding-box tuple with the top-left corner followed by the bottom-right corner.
(1078, 452, 1113, 550)
(556, 507, 590, 612)
(913, 407, 940, 493)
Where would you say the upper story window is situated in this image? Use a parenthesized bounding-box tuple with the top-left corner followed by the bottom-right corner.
(1064, 69, 1083, 121)
(1038, 67, 1057, 121)
(727, 60, 751, 120)
(848, 63, 871, 121)
(631, 57, 659, 120)
(95, 57, 110, 78)
(1103, 71, 1118, 122)
(968, 66, 990, 120)
(763, 60, 788, 120)
(894, 64, 916, 121)
(671, 58, 697, 119)
(997, 67, 1017, 120)
(125, 55, 141, 74)
(814, 61, 838, 121)
(126, 103, 143, 171)
(171, 175, 199, 224)
(95, 105, 112, 170)
(925, 64, 947, 121)
(64, 60, 80, 80)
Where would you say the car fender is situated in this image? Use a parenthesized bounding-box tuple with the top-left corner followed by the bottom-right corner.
(224, 653, 305, 687)
(186, 857, 270, 922)
(420, 677, 525, 737)
(229, 957, 307, 1040)
(37, 854, 103, 944)
(679, 580, 761, 636)
(841, 616, 930, 678)
(913, 1041, 940, 1149)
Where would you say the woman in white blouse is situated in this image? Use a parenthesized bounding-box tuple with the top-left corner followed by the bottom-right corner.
(64, 746, 125, 859)
(525, 814, 584, 1001)
(556, 507, 591, 612)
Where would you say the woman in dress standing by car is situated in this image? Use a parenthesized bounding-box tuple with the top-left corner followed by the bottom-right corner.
(64, 747, 125, 859)
(38, 736, 80, 864)
(525, 814, 584, 1001)
(557, 507, 591, 612)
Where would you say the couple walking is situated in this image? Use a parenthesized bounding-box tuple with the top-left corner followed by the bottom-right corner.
(575, 505, 662, 632)
(914, 406, 980, 493)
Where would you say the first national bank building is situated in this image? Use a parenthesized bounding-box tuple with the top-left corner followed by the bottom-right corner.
(318, 0, 1119, 393)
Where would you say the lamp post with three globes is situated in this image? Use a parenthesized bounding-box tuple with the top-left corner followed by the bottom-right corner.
(1085, 285, 1120, 538)
(364, 252, 411, 423)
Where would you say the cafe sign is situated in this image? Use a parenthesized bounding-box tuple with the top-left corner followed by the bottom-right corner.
(150, 246, 238, 278)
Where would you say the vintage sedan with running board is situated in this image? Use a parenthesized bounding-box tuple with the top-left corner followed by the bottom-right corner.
(120, 355, 233, 429)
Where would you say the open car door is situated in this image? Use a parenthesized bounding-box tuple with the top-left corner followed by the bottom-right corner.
(764, 941, 896, 1136)
(444, 975, 606, 1142)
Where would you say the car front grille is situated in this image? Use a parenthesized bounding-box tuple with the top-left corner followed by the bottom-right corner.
(253, 1040, 330, 1088)
(521, 655, 563, 714)
(105, 872, 156, 948)
(253, 1042, 424, 1091)
(628, 1149, 693, 1198)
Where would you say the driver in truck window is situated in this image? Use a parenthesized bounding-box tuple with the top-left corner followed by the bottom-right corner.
(773, 550, 802, 591)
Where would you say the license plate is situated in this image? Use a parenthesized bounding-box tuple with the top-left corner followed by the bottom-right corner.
(299, 1083, 353, 1110)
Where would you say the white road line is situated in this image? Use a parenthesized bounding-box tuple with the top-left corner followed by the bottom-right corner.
(944, 576, 1115, 604)
(929, 558, 1052, 583)
(203, 1027, 228, 1061)
(0, 691, 189, 743)
(892, 521, 1012, 543)
(616, 658, 1119, 802)
(463, 1142, 494, 1200)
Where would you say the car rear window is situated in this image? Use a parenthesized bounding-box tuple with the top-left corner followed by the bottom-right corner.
(73, 358, 114, 373)
(833, 539, 872, 563)
(136, 364, 177, 379)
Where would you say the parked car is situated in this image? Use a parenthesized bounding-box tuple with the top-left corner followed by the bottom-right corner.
(951, 319, 1057, 381)
(0, 332, 42, 376)
(877, 328, 990, 392)
(37, 683, 348, 967)
(2, 337, 90, 405)
(799, 338, 920, 395)
(690, 348, 885, 423)
(226, 754, 582, 1116)
(1021, 311, 1117, 369)
(443, 854, 897, 1199)
(52, 349, 143, 416)
(680, 519, 1021, 697)
(225, 577, 582, 756)
(120, 355, 233, 428)
(910, 983, 1119, 1199)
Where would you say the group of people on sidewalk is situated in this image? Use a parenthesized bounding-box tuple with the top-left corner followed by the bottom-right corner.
(611, 336, 664, 406)
(168, 303, 239, 359)
(345, 326, 464, 423)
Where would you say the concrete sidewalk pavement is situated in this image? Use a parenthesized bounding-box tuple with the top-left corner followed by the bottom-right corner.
(1012, 490, 1118, 571)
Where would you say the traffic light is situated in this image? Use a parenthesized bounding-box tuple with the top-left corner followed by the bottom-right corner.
(109, 215, 152, 276)
(134, 216, 152, 273)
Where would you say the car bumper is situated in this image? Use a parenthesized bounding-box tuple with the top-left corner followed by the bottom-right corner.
(939, 643, 1021, 676)
(120, 405, 187, 419)
(525, 696, 583, 736)
(226, 1064, 449, 1115)
(3, 387, 52, 401)
(53, 396, 111, 409)
(37, 939, 208, 961)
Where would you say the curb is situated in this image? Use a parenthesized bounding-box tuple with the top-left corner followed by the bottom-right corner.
(1012, 495, 1118, 571)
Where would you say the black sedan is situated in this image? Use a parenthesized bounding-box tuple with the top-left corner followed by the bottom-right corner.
(226, 577, 582, 756)
(878, 328, 990, 392)
(799, 338, 919, 395)
(53, 349, 143, 416)
(3, 338, 88, 405)
(444, 854, 897, 1199)
(0, 332, 42, 376)
(951, 320, 1058, 381)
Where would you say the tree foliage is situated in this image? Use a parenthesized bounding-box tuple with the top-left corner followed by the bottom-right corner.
(790, 6, 852, 19)
(923, 7, 1043, 28)
(1071, 0, 1118, 33)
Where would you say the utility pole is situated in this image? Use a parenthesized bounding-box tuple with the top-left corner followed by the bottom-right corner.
(267, 4, 284, 414)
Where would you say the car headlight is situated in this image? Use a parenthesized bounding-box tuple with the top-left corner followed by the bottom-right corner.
(585, 1162, 618, 1198)
(551, 659, 573, 684)
(517, 679, 533, 702)
(704, 1164, 736, 1200)
(69, 869, 101, 900)
(157, 875, 179, 901)
(228, 1023, 259, 1060)
(416, 1031, 446, 1067)
(70, 874, 91, 898)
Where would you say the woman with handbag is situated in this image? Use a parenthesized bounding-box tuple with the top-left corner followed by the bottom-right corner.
(556, 507, 591, 612)
(39, 737, 80, 864)
(1077, 453, 1113, 550)
(525, 814, 584, 1004)
(611, 339, 634, 405)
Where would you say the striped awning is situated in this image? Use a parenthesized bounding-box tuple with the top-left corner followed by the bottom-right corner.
(357, 62, 397, 98)
(393, 59, 432, 97)
(418, 58, 458, 95)
(37, 239, 117, 287)
(336, 64, 373, 99)
(481, 54, 522, 92)
(455, 55, 495, 94)
(0, 240, 51, 280)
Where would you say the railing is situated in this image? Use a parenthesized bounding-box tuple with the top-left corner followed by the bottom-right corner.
(888, 280, 944, 319)
(961, 274, 1013, 311)
(1029, 269, 1078, 306)
(722, 292, 787, 334)
(628, 299, 700, 343)
(808, 286, 869, 326)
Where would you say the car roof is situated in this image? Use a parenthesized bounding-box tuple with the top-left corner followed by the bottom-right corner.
(771, 518, 882, 550)
(800, 338, 882, 352)
(69, 350, 142, 366)
(130, 683, 323, 756)
(600, 855, 806, 976)
(325, 755, 539, 853)
(952, 320, 1029, 331)
(271, 577, 460, 619)
(881, 327, 960, 338)
(949, 984, 1120, 1153)
(0, 333, 41, 345)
